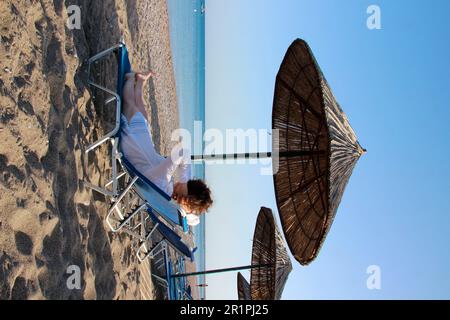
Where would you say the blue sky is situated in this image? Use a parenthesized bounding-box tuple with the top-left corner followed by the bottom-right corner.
(204, 0, 450, 299)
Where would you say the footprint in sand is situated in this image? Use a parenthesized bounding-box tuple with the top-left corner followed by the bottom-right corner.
(23, 147, 42, 171)
(17, 94, 34, 116)
(14, 231, 33, 256)
(38, 211, 53, 225)
(0, 154, 26, 185)
(11, 277, 28, 300)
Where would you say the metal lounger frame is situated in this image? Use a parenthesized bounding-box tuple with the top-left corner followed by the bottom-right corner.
(83, 43, 192, 299)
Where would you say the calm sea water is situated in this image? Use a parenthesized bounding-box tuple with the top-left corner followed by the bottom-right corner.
(166, 0, 206, 299)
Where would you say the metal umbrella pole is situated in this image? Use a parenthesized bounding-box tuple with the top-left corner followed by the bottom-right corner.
(171, 264, 271, 278)
(190, 150, 326, 162)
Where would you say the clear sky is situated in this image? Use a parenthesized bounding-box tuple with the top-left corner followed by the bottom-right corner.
(204, 0, 450, 299)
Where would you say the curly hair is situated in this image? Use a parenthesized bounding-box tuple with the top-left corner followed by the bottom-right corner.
(185, 179, 213, 214)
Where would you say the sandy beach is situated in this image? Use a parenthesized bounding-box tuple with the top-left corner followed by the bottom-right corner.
(0, 0, 196, 299)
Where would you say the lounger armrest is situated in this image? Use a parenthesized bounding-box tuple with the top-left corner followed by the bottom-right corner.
(178, 211, 189, 233)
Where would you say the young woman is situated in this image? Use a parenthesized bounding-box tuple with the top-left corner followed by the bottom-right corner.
(120, 71, 212, 225)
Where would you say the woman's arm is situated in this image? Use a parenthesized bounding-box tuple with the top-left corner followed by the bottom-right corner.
(173, 151, 191, 183)
(143, 143, 191, 186)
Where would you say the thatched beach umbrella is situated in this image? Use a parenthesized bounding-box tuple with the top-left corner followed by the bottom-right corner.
(236, 207, 292, 300)
(272, 39, 365, 265)
(237, 272, 251, 300)
(174, 207, 292, 300)
(250, 206, 292, 300)
(192, 39, 364, 266)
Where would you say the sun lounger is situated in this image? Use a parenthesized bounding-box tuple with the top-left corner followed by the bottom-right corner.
(83, 42, 195, 276)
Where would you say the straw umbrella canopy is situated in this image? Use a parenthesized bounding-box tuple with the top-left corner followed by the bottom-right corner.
(189, 37, 364, 269)
(272, 38, 365, 265)
(237, 272, 251, 300)
(176, 207, 291, 300)
(249, 207, 292, 300)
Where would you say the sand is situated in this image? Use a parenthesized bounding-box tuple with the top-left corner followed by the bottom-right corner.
(0, 0, 195, 300)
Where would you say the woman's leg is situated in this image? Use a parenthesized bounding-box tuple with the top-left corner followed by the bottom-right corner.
(134, 71, 154, 121)
(122, 72, 138, 122)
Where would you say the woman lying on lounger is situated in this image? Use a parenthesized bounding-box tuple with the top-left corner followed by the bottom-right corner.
(120, 71, 213, 225)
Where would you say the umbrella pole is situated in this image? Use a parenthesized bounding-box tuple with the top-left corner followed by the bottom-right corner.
(191, 152, 272, 162)
(191, 150, 325, 162)
(171, 263, 271, 278)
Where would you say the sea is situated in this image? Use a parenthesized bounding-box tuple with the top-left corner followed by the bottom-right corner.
(166, 0, 206, 299)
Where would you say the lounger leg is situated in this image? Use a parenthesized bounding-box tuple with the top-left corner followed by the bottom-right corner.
(107, 176, 138, 217)
(163, 243, 172, 300)
(83, 181, 115, 197)
(106, 202, 147, 233)
(155, 257, 165, 270)
(104, 171, 126, 187)
(84, 146, 126, 199)
(140, 209, 146, 239)
(87, 43, 124, 66)
(137, 224, 161, 262)
(131, 215, 149, 233)
(152, 274, 168, 287)
(84, 85, 121, 153)
(121, 228, 146, 241)
(111, 138, 120, 199)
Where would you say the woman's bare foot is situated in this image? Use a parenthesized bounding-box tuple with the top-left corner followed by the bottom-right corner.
(136, 70, 155, 82)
